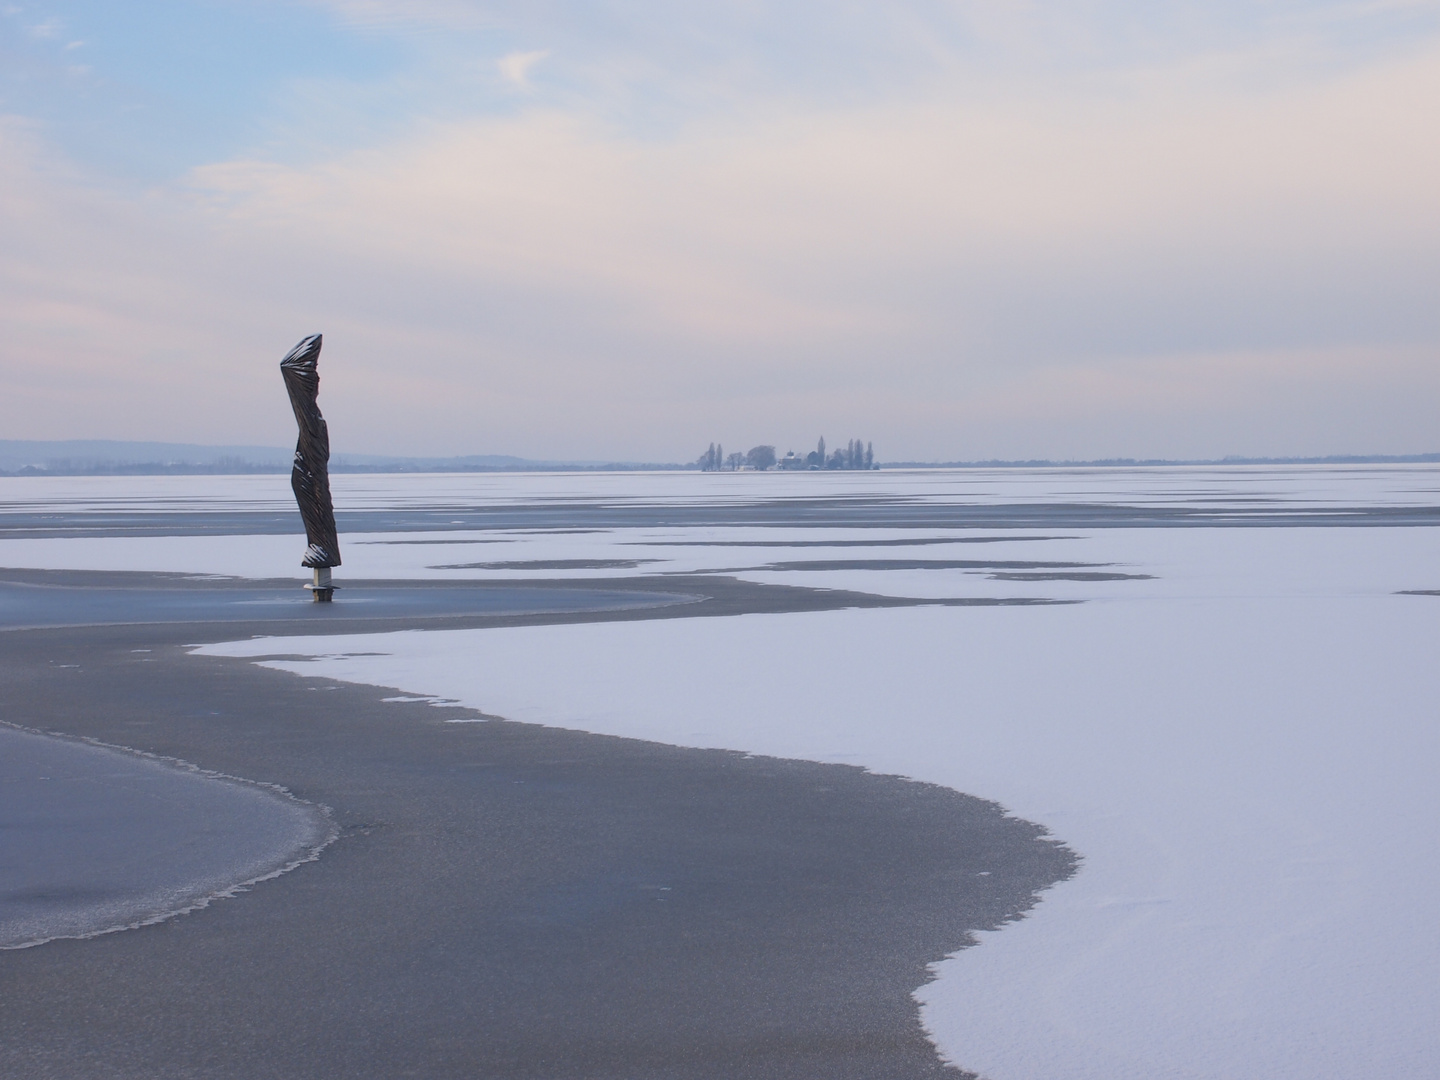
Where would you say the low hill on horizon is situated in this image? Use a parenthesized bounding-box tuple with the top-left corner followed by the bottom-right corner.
(0, 440, 677, 475)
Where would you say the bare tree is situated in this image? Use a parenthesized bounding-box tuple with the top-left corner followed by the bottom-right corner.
(745, 445, 777, 470)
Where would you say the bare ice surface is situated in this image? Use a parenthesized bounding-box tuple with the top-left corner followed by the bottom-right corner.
(0, 725, 333, 949)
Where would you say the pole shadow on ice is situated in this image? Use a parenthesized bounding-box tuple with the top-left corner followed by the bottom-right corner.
(279, 333, 340, 601)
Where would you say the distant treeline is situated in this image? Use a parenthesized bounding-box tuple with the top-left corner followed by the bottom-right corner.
(697, 437, 877, 471)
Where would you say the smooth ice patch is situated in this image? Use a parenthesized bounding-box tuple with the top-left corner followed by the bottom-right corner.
(0, 726, 334, 949)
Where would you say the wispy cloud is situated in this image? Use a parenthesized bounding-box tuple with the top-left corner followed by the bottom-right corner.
(497, 49, 549, 89)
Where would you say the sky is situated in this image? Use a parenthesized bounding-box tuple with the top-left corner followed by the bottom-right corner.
(2, 1, 1438, 462)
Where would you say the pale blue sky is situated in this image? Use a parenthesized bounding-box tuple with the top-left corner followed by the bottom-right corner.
(9, 1, 1434, 175)
(3, 1, 1438, 459)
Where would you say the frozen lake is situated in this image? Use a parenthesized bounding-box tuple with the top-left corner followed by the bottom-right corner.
(4, 465, 1437, 1078)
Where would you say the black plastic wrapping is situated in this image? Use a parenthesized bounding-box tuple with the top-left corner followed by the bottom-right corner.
(279, 333, 341, 568)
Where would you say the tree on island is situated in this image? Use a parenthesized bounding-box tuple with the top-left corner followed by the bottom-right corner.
(695, 443, 727, 471)
(820, 438, 876, 469)
(804, 436, 826, 468)
(746, 445, 776, 470)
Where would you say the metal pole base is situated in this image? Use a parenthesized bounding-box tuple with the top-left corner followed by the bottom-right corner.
(306, 567, 336, 602)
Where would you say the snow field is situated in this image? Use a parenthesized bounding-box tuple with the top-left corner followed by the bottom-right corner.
(197, 521, 1440, 1079)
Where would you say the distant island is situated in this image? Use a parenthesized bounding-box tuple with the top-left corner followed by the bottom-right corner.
(697, 438, 877, 471)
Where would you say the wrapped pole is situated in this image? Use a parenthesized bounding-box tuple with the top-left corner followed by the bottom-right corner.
(279, 333, 340, 601)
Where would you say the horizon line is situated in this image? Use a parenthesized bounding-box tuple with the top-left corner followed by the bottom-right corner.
(0, 439, 1438, 476)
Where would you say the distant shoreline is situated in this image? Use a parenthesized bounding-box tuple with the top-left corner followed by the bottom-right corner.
(0, 439, 1436, 476)
(884, 452, 1440, 469)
